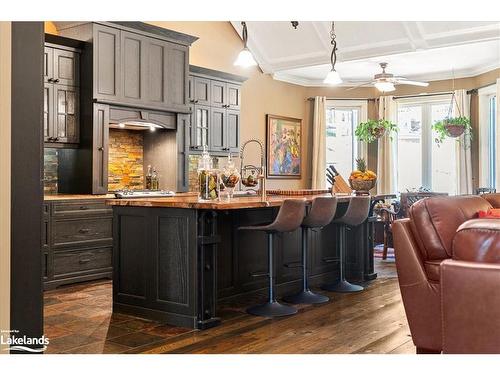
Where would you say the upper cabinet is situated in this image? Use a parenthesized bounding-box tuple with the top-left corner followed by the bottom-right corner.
(44, 42, 81, 146)
(58, 22, 195, 113)
(188, 66, 246, 154)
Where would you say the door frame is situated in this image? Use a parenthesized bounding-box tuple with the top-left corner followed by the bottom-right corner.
(9, 21, 44, 353)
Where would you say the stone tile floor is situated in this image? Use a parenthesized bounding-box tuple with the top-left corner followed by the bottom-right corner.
(43, 280, 192, 354)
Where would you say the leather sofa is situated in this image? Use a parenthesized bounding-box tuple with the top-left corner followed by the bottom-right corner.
(392, 193, 500, 354)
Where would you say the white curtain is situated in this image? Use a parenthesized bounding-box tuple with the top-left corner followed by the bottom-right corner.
(377, 95, 397, 194)
(497, 79, 500, 190)
(311, 96, 326, 189)
(453, 89, 473, 195)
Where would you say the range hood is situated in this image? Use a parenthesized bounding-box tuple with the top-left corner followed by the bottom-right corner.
(109, 120, 166, 131)
(108, 105, 177, 131)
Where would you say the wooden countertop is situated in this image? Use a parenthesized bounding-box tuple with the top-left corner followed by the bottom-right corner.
(44, 194, 115, 201)
(106, 193, 353, 210)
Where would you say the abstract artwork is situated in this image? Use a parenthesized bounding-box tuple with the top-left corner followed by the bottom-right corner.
(266, 114, 302, 179)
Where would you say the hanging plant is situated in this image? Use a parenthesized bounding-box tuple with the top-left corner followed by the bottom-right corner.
(355, 119, 398, 143)
(432, 116, 472, 144)
(432, 91, 472, 146)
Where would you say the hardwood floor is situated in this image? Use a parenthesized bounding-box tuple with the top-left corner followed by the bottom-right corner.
(43, 259, 413, 354)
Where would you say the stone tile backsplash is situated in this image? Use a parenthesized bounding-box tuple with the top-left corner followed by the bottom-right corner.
(108, 129, 144, 192)
(44, 148, 58, 194)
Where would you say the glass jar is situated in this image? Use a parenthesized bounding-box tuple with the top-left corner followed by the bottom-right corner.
(197, 148, 220, 201)
(221, 154, 241, 200)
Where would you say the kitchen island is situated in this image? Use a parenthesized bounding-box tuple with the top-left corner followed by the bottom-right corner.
(107, 193, 376, 329)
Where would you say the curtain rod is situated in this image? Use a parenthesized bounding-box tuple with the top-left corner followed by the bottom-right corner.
(393, 92, 452, 100)
(306, 97, 375, 101)
(467, 81, 497, 95)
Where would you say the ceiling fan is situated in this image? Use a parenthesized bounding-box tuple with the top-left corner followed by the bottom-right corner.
(347, 62, 429, 92)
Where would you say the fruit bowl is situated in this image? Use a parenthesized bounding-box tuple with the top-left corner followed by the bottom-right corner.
(349, 177, 377, 193)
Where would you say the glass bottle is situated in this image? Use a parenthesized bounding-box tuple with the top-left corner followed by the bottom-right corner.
(145, 165, 153, 190)
(152, 169, 159, 190)
(197, 147, 220, 201)
(221, 153, 241, 200)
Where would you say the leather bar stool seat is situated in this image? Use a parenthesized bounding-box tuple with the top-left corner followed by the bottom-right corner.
(239, 199, 307, 317)
(284, 196, 338, 304)
(322, 196, 370, 293)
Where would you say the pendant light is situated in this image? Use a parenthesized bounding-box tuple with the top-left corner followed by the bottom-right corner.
(324, 21, 342, 85)
(234, 22, 257, 67)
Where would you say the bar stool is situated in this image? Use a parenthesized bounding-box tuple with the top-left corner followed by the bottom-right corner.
(283, 196, 338, 304)
(238, 199, 306, 317)
(322, 196, 371, 293)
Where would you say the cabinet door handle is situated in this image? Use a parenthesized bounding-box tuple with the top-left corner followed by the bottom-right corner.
(53, 79, 60, 83)
(79, 258, 92, 264)
(78, 228, 90, 234)
(79, 206, 89, 210)
(98, 147, 104, 151)
(54, 137, 59, 142)
(48, 78, 54, 83)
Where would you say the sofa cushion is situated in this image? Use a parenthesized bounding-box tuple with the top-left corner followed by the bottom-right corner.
(410, 196, 493, 260)
(452, 219, 500, 263)
(424, 259, 442, 282)
(482, 193, 500, 208)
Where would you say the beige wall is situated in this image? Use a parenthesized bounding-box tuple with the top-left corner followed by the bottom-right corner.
(0, 21, 11, 353)
(45, 21, 499, 189)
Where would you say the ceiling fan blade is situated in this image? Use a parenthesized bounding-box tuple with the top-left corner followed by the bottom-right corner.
(345, 81, 373, 91)
(394, 79, 429, 87)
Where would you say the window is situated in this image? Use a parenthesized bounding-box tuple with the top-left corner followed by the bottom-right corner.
(325, 100, 368, 183)
(479, 85, 497, 190)
(396, 96, 457, 194)
(488, 95, 497, 188)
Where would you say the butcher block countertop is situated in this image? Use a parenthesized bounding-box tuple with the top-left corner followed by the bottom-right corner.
(44, 194, 116, 201)
(106, 192, 353, 210)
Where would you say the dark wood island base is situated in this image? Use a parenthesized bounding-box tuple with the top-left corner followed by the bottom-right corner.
(107, 194, 375, 329)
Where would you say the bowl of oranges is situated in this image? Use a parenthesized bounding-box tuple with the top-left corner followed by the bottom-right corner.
(349, 158, 377, 194)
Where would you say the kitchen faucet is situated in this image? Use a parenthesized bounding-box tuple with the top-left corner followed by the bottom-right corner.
(239, 139, 266, 202)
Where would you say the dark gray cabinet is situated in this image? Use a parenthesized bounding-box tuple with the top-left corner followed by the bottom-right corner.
(189, 76, 211, 106)
(59, 22, 194, 113)
(44, 44, 80, 146)
(121, 31, 147, 104)
(190, 104, 210, 151)
(92, 104, 110, 195)
(93, 24, 121, 101)
(177, 114, 190, 192)
(188, 67, 245, 155)
(43, 198, 113, 290)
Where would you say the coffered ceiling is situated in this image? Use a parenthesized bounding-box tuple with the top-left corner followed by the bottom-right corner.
(230, 21, 500, 86)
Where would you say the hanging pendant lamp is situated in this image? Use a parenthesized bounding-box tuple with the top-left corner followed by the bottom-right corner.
(234, 22, 257, 67)
(324, 21, 342, 85)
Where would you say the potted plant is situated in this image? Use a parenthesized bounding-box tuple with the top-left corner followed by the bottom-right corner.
(432, 116, 472, 145)
(355, 119, 398, 143)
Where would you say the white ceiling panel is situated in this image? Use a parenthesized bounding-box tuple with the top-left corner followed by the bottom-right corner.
(231, 21, 500, 86)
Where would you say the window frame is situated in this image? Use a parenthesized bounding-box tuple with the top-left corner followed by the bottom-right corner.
(324, 99, 368, 178)
(395, 94, 454, 193)
(478, 84, 497, 190)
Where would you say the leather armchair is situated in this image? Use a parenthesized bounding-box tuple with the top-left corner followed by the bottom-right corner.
(392, 194, 500, 354)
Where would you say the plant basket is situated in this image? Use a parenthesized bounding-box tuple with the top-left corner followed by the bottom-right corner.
(444, 124, 465, 138)
(371, 126, 386, 139)
(349, 178, 377, 193)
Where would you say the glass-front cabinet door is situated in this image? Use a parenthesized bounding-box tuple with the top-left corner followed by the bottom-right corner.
(191, 104, 210, 150)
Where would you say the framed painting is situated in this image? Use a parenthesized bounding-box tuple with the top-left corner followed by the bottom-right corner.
(266, 114, 302, 179)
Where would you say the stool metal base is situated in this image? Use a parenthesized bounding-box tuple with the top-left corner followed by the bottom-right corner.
(283, 289, 329, 304)
(246, 301, 298, 317)
(322, 279, 364, 293)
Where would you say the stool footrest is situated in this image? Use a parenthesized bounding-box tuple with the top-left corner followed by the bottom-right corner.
(249, 271, 269, 278)
(322, 257, 340, 263)
(284, 262, 303, 269)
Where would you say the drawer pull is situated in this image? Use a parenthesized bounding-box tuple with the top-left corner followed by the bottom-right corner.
(79, 206, 89, 210)
(78, 228, 90, 234)
(79, 258, 92, 264)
